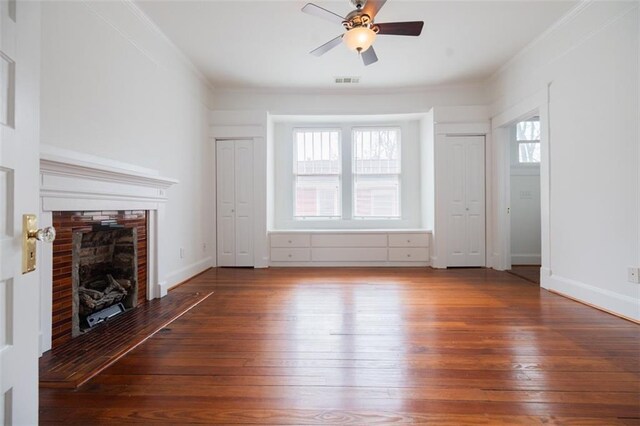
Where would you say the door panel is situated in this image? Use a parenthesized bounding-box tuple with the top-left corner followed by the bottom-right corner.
(234, 141, 253, 266)
(466, 138, 486, 264)
(447, 140, 467, 265)
(216, 141, 235, 266)
(446, 136, 485, 267)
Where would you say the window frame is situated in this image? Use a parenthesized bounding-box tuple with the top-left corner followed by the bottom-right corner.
(515, 120, 541, 165)
(292, 127, 343, 220)
(351, 126, 402, 220)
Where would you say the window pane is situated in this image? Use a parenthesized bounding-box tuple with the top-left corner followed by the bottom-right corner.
(294, 130, 340, 175)
(354, 175, 400, 218)
(295, 175, 341, 217)
(516, 120, 540, 141)
(353, 128, 400, 174)
(518, 142, 541, 163)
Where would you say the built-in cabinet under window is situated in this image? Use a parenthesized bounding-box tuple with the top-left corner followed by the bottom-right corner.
(269, 231, 430, 266)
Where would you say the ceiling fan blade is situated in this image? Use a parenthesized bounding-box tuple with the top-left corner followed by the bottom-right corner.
(302, 3, 345, 24)
(361, 46, 378, 66)
(310, 35, 344, 56)
(362, 0, 387, 19)
(376, 21, 424, 36)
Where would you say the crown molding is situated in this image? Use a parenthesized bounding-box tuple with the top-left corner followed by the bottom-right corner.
(487, 0, 594, 83)
(83, 0, 215, 92)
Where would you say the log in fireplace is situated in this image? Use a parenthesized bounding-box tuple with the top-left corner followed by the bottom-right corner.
(71, 223, 138, 336)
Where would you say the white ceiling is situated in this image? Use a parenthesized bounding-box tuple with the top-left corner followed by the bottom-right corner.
(136, 0, 577, 90)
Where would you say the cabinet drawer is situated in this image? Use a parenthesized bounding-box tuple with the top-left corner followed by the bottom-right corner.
(312, 247, 388, 262)
(270, 234, 310, 248)
(271, 248, 311, 262)
(388, 247, 429, 262)
(311, 234, 387, 247)
(388, 233, 429, 247)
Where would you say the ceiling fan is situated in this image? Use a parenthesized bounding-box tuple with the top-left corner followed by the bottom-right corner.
(302, 0, 424, 66)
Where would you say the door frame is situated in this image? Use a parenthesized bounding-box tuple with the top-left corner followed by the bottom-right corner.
(432, 124, 490, 269)
(489, 87, 551, 286)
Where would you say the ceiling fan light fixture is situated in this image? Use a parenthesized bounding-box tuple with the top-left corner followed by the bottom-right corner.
(343, 26, 376, 52)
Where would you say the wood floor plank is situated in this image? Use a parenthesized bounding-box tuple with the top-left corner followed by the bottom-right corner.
(39, 267, 640, 424)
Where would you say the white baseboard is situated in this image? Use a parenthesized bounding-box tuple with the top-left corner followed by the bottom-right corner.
(490, 252, 507, 271)
(430, 256, 446, 269)
(542, 271, 640, 321)
(511, 254, 541, 265)
(158, 280, 169, 297)
(165, 257, 214, 290)
(255, 256, 270, 269)
(38, 331, 45, 357)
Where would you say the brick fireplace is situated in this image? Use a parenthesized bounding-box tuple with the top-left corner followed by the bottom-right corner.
(39, 146, 178, 354)
(51, 211, 148, 348)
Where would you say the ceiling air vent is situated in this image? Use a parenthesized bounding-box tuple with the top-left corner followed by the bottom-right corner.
(334, 76, 360, 84)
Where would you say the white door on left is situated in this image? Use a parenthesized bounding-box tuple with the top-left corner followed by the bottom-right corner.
(0, 1, 44, 424)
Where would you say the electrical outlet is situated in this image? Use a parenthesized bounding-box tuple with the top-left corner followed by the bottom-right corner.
(179, 248, 184, 259)
(628, 267, 640, 284)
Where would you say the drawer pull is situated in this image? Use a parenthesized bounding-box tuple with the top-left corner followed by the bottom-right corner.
(407, 254, 411, 258)
(288, 240, 292, 243)
(288, 254, 292, 258)
(407, 239, 411, 243)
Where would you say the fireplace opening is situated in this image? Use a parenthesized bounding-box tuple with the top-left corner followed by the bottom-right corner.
(72, 223, 138, 336)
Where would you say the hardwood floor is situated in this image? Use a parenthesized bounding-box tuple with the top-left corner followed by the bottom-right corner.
(40, 268, 640, 425)
(507, 265, 541, 284)
(40, 290, 212, 388)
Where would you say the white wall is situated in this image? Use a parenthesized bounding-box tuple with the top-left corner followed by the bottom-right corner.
(489, 2, 639, 319)
(272, 119, 422, 230)
(40, 0, 215, 288)
(212, 85, 487, 115)
(419, 111, 435, 231)
(510, 132, 541, 265)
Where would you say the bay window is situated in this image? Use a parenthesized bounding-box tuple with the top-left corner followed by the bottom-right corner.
(291, 126, 404, 222)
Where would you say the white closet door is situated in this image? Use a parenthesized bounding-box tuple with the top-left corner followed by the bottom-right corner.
(216, 140, 254, 267)
(446, 136, 486, 267)
(233, 140, 254, 266)
(216, 141, 236, 266)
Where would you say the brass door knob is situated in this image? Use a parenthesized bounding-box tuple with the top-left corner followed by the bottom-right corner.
(28, 226, 56, 243)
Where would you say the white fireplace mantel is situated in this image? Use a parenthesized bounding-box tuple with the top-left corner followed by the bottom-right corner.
(38, 145, 179, 354)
